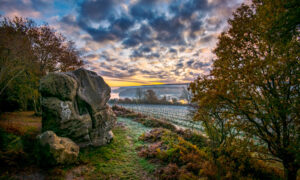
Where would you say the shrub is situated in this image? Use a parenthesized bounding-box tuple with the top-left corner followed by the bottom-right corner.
(136, 118, 177, 131)
(139, 128, 215, 179)
(156, 163, 200, 180)
(175, 129, 207, 148)
(0, 127, 43, 173)
(112, 105, 133, 116)
(208, 138, 283, 179)
(139, 128, 283, 179)
(0, 128, 26, 169)
(156, 163, 180, 180)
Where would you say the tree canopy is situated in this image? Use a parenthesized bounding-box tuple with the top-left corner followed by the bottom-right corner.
(190, 0, 299, 179)
(0, 16, 83, 112)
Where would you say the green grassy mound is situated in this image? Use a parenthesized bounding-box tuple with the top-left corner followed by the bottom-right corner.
(79, 117, 156, 179)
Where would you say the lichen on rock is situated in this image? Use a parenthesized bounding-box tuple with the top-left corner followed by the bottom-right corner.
(39, 68, 116, 147)
(37, 131, 79, 165)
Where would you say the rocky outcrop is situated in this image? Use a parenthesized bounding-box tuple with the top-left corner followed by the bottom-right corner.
(37, 131, 79, 165)
(39, 68, 116, 147)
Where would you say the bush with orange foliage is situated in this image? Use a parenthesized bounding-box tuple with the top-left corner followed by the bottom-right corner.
(211, 139, 283, 179)
(139, 128, 283, 180)
(139, 128, 216, 179)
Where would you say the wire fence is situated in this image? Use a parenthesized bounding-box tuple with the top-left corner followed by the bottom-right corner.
(113, 103, 203, 131)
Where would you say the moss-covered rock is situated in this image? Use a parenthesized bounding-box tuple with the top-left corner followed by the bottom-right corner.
(37, 131, 79, 165)
(40, 73, 78, 101)
(40, 68, 116, 147)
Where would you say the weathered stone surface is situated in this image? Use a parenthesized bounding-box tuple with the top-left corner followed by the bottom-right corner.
(39, 73, 78, 101)
(40, 68, 116, 147)
(67, 68, 111, 111)
(37, 131, 79, 165)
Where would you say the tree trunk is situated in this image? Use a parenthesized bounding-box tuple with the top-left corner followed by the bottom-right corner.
(33, 97, 38, 113)
(283, 161, 298, 180)
(0, 70, 24, 96)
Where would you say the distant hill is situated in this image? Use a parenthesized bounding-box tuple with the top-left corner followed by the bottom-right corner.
(111, 83, 189, 100)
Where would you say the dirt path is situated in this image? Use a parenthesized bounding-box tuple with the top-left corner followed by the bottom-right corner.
(69, 117, 157, 180)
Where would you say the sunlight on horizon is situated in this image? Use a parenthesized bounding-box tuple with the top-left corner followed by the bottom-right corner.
(105, 79, 166, 87)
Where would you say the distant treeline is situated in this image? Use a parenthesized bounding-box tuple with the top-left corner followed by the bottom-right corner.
(109, 89, 186, 105)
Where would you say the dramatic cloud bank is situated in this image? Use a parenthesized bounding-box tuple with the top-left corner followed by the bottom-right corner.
(0, 0, 244, 86)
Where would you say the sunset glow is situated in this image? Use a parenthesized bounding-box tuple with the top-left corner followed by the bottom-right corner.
(0, 0, 244, 86)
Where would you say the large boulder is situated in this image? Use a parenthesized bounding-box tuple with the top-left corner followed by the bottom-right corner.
(37, 131, 79, 165)
(40, 68, 116, 147)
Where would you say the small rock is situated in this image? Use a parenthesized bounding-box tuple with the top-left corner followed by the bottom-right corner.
(37, 131, 79, 165)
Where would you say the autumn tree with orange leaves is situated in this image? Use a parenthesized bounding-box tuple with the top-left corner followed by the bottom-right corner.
(190, 0, 299, 179)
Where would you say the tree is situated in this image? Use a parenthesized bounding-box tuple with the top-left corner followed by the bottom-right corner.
(30, 26, 83, 74)
(171, 98, 177, 104)
(136, 88, 143, 100)
(0, 17, 35, 97)
(180, 87, 192, 104)
(123, 98, 132, 104)
(190, 1, 299, 179)
(160, 96, 168, 104)
(0, 16, 83, 112)
(144, 89, 158, 103)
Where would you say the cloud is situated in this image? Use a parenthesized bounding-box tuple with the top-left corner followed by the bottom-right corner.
(176, 62, 184, 69)
(80, 16, 134, 42)
(169, 48, 177, 54)
(129, 1, 156, 20)
(122, 24, 152, 47)
(130, 47, 160, 59)
(186, 59, 210, 69)
(150, 16, 186, 45)
(0, 0, 244, 85)
(79, 0, 121, 22)
(60, 14, 77, 25)
(0, 0, 51, 18)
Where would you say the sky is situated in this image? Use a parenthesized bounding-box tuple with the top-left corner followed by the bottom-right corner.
(0, 0, 245, 87)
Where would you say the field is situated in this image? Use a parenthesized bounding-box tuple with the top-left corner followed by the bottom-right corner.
(0, 111, 41, 135)
(114, 104, 203, 131)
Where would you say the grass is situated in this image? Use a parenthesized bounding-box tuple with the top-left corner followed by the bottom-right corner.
(0, 111, 41, 135)
(79, 117, 157, 179)
(0, 111, 42, 177)
(0, 112, 157, 179)
(0, 111, 288, 179)
(112, 105, 208, 149)
(112, 105, 177, 131)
